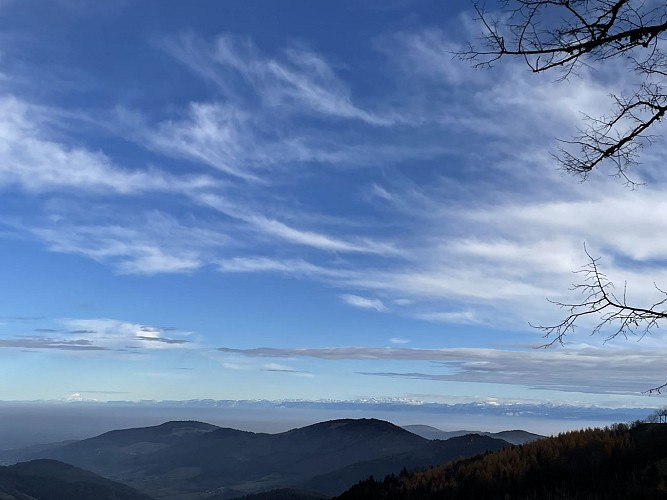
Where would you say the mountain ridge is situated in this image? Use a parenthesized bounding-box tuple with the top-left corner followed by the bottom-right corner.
(402, 424, 543, 444)
(3, 418, 511, 498)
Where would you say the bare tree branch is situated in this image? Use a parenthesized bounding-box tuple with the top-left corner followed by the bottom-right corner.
(463, 1, 667, 393)
(461, 0, 667, 180)
(533, 245, 667, 393)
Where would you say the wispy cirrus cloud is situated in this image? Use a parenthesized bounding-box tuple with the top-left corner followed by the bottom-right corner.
(245, 213, 399, 255)
(3, 1, 667, 406)
(198, 193, 401, 256)
(389, 337, 410, 344)
(199, 32, 667, 329)
(132, 29, 647, 329)
(122, 32, 443, 188)
(5, 18, 667, 341)
(140, 103, 261, 182)
(340, 294, 386, 312)
(20, 211, 230, 274)
(0, 96, 217, 194)
(217, 257, 345, 277)
(380, 29, 474, 86)
(163, 33, 393, 125)
(414, 311, 479, 324)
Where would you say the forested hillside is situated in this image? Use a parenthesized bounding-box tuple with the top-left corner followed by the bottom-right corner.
(337, 423, 667, 499)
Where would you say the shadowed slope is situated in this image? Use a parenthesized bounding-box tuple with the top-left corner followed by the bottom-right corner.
(0, 459, 153, 500)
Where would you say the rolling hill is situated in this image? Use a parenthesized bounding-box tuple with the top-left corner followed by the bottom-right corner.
(11, 418, 510, 498)
(0, 459, 153, 500)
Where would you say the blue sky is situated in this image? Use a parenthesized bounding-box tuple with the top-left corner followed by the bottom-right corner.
(1, 0, 667, 409)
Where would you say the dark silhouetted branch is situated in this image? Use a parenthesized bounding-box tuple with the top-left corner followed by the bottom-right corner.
(534, 245, 667, 393)
(462, 0, 667, 180)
